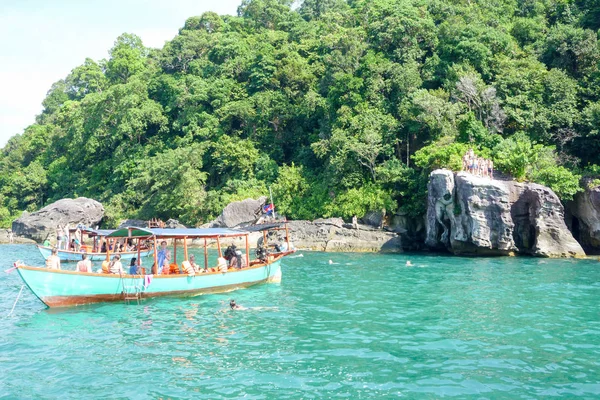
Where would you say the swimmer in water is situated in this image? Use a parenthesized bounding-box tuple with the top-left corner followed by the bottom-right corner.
(230, 300, 246, 310)
(329, 260, 333, 264)
(406, 261, 414, 267)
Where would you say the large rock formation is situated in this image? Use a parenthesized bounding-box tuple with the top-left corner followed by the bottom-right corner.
(284, 219, 402, 252)
(11, 197, 105, 242)
(426, 169, 585, 258)
(567, 179, 600, 254)
(209, 197, 268, 228)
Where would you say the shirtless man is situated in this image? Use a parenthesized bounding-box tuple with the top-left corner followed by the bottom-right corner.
(45, 248, 61, 270)
(76, 254, 93, 273)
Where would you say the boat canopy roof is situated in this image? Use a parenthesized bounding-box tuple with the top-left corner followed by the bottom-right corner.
(106, 227, 248, 239)
(73, 227, 114, 237)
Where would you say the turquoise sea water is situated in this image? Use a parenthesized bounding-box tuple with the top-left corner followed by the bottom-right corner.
(0, 244, 599, 399)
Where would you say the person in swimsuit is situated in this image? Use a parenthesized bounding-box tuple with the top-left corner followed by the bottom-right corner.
(46, 248, 61, 270)
(76, 254, 93, 273)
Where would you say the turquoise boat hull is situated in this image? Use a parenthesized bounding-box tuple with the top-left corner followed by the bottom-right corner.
(17, 259, 282, 308)
(37, 245, 154, 262)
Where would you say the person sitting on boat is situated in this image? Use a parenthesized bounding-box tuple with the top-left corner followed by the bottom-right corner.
(129, 258, 141, 275)
(217, 256, 228, 273)
(157, 241, 168, 274)
(101, 240, 107, 253)
(45, 247, 61, 270)
(69, 239, 77, 251)
(108, 254, 123, 275)
(189, 254, 206, 273)
(224, 245, 237, 269)
(76, 254, 93, 273)
(235, 249, 246, 269)
(43, 236, 51, 247)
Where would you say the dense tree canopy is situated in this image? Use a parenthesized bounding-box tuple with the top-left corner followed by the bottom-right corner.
(1, 0, 599, 227)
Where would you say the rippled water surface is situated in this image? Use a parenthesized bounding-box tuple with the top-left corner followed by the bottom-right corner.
(1, 244, 599, 399)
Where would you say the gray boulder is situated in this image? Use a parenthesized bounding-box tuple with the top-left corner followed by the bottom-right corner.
(361, 210, 386, 228)
(165, 219, 187, 229)
(567, 179, 600, 254)
(118, 219, 147, 228)
(210, 197, 268, 228)
(12, 197, 104, 242)
(426, 169, 584, 258)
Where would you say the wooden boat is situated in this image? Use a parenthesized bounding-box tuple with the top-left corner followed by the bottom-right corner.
(37, 228, 153, 262)
(16, 225, 295, 308)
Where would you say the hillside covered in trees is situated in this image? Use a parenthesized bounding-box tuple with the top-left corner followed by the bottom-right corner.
(1, 0, 599, 228)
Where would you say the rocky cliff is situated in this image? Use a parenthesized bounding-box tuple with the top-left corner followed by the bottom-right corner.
(426, 169, 585, 258)
(567, 179, 600, 254)
(285, 218, 402, 252)
(11, 197, 105, 242)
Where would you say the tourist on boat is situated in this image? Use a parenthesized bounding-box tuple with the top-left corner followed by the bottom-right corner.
(69, 239, 77, 251)
(45, 248, 61, 270)
(108, 254, 123, 274)
(63, 224, 70, 250)
(43, 236, 51, 247)
(76, 254, 93, 273)
(101, 240, 107, 253)
(129, 258, 141, 275)
(157, 241, 168, 273)
(217, 256, 228, 273)
(161, 250, 172, 275)
(74, 228, 82, 250)
(189, 254, 206, 273)
(56, 225, 63, 250)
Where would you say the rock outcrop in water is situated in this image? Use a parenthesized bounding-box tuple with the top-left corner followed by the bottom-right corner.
(285, 218, 402, 252)
(426, 169, 585, 257)
(0, 229, 35, 244)
(567, 179, 600, 254)
(11, 197, 104, 242)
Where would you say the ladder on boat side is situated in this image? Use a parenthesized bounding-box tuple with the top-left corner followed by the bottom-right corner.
(121, 276, 143, 304)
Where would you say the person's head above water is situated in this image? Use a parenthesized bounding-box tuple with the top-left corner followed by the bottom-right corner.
(230, 300, 237, 309)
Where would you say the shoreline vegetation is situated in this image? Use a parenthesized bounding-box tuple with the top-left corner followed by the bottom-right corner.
(1, 0, 599, 243)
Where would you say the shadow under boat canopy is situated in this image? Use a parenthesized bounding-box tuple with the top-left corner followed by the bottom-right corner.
(105, 226, 253, 274)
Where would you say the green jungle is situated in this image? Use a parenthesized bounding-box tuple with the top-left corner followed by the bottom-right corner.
(1, 0, 600, 228)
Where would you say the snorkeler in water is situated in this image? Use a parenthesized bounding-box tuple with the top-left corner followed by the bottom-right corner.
(230, 300, 245, 310)
(228, 299, 278, 311)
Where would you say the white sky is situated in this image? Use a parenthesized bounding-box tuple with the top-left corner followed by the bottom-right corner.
(0, 0, 242, 147)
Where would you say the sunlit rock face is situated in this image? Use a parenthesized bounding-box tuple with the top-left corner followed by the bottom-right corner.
(426, 169, 585, 258)
(12, 197, 104, 242)
(567, 179, 600, 254)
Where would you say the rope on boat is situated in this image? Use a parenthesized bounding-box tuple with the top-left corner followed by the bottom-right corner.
(7, 285, 25, 317)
